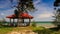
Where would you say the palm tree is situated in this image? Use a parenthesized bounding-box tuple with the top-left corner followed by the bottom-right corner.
(9, 0, 35, 26)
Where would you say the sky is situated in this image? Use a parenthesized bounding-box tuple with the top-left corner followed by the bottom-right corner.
(0, 0, 55, 21)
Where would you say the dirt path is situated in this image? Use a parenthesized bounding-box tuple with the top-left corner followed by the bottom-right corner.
(7, 27, 38, 34)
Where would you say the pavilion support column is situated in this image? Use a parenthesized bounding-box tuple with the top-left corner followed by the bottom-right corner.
(23, 19, 24, 26)
(29, 19, 31, 23)
(17, 18, 19, 27)
(23, 19, 24, 23)
(17, 18, 19, 26)
(29, 19, 31, 26)
(13, 19, 14, 24)
(13, 18, 16, 26)
(9, 18, 11, 26)
(10, 18, 11, 24)
(17, 19, 18, 24)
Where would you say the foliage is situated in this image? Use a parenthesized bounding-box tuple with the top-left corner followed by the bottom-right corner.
(0, 18, 6, 26)
(53, 0, 60, 27)
(31, 21, 36, 27)
(32, 26, 45, 31)
(32, 26, 53, 34)
(10, 0, 35, 12)
(54, 0, 60, 7)
(32, 26, 60, 34)
(53, 8, 60, 27)
(14, 9, 19, 17)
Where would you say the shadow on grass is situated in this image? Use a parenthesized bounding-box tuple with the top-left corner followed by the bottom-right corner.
(49, 27, 60, 31)
(0, 25, 16, 28)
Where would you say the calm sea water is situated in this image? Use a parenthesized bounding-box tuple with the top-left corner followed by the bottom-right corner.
(36, 23, 56, 28)
(37, 22, 53, 25)
(36, 22, 54, 26)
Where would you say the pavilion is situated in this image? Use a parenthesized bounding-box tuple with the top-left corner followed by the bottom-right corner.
(6, 12, 33, 26)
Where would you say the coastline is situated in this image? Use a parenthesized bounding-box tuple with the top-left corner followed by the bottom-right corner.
(36, 23, 57, 28)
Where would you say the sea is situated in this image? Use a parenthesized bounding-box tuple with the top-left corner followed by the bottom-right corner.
(36, 22, 56, 28)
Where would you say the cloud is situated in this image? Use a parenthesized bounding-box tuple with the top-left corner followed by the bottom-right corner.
(37, 12, 54, 19)
(0, 13, 5, 16)
(0, 0, 54, 21)
(0, 8, 14, 18)
(0, 8, 15, 21)
(32, 0, 54, 21)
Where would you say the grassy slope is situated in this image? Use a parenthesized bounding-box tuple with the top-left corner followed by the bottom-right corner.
(0, 26, 60, 34)
(0, 21, 59, 34)
(0, 26, 32, 34)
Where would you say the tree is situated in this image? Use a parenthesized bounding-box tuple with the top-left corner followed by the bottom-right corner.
(9, 0, 35, 26)
(10, 0, 35, 12)
(14, 9, 19, 18)
(53, 0, 60, 27)
(54, 0, 60, 7)
(53, 9, 60, 27)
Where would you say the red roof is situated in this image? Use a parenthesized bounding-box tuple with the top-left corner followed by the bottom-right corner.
(6, 13, 33, 19)
(19, 13, 33, 19)
(6, 14, 16, 19)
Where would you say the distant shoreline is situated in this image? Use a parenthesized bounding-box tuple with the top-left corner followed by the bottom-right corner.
(36, 23, 57, 28)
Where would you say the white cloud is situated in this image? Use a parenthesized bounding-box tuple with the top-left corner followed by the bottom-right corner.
(0, 0, 54, 21)
(37, 13, 54, 19)
(0, 8, 14, 18)
(0, 8, 15, 21)
(32, 0, 54, 21)
(1, 13, 5, 16)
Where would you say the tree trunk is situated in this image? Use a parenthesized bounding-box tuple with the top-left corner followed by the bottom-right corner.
(17, 18, 23, 26)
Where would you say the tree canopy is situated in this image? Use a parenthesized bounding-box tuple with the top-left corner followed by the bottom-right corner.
(10, 0, 35, 12)
(54, 0, 60, 7)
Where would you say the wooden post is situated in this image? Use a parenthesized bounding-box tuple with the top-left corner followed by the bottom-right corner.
(29, 19, 31, 26)
(29, 19, 31, 23)
(13, 18, 15, 26)
(10, 18, 11, 26)
(17, 18, 18, 24)
(23, 19, 24, 23)
(13, 19, 14, 23)
(10, 18, 11, 23)
(17, 18, 19, 27)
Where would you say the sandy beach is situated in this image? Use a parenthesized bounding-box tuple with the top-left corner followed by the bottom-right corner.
(36, 24, 57, 28)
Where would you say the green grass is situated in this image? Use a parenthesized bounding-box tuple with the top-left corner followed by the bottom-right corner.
(0, 27, 14, 34)
(0, 22, 60, 34)
(0, 26, 60, 34)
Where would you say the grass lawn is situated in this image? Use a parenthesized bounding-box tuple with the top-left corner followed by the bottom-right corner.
(0, 26, 33, 34)
(0, 27, 14, 34)
(0, 22, 60, 34)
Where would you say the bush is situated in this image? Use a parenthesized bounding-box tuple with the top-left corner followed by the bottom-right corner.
(38, 29, 53, 34)
(32, 26, 53, 34)
(31, 22, 36, 27)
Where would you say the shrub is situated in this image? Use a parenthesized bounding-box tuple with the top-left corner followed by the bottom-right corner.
(31, 22, 36, 27)
(32, 26, 53, 34)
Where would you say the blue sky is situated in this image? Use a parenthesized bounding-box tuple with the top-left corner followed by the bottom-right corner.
(0, 0, 55, 21)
